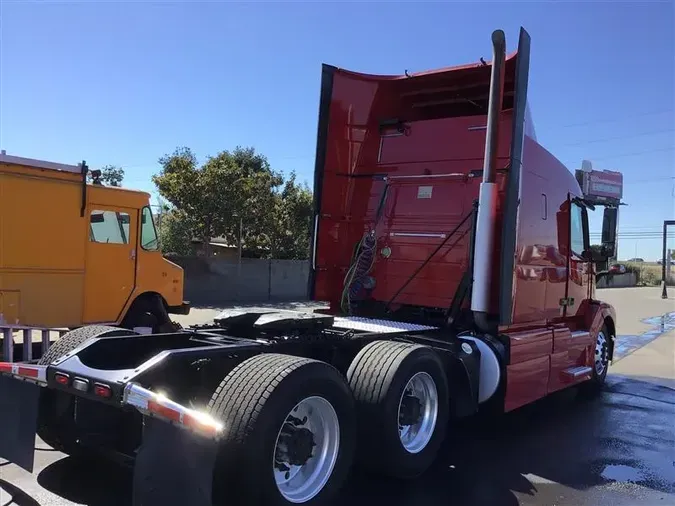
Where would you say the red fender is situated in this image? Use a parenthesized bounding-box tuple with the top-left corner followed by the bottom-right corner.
(583, 300, 617, 360)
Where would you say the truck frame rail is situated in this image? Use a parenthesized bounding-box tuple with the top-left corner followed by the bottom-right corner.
(0, 309, 481, 505)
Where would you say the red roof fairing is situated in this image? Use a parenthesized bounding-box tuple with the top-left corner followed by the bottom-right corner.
(311, 51, 523, 313)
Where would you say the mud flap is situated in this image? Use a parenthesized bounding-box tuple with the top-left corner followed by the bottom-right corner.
(0, 376, 41, 472)
(133, 417, 218, 506)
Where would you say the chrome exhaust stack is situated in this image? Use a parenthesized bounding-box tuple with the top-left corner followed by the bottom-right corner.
(471, 29, 506, 333)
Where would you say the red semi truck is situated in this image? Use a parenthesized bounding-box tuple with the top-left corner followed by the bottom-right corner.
(0, 27, 619, 506)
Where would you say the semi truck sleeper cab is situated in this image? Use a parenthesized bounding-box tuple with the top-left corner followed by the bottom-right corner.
(0, 27, 618, 506)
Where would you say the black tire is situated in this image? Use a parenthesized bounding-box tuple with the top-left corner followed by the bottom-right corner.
(580, 324, 610, 396)
(207, 354, 356, 506)
(346, 340, 450, 479)
(38, 325, 134, 366)
(122, 302, 158, 333)
(37, 325, 136, 454)
(122, 294, 174, 333)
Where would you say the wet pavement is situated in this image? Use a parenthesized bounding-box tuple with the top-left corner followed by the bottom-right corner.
(1, 294, 674, 506)
(342, 375, 675, 506)
(613, 311, 675, 360)
(1, 372, 672, 506)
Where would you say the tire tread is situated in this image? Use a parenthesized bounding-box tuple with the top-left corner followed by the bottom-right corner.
(38, 325, 133, 365)
(208, 354, 314, 444)
(346, 340, 449, 479)
(208, 353, 355, 506)
(347, 341, 421, 404)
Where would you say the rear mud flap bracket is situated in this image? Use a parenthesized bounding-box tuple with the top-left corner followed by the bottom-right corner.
(133, 416, 218, 506)
(0, 375, 41, 472)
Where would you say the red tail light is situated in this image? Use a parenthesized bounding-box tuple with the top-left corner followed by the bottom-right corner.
(54, 373, 70, 386)
(94, 383, 112, 399)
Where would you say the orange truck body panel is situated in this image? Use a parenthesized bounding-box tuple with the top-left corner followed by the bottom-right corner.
(0, 154, 185, 328)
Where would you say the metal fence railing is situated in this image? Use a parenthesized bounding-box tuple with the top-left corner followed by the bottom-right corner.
(1, 326, 68, 363)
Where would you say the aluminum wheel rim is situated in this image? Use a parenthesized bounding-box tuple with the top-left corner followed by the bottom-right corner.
(273, 396, 340, 504)
(595, 331, 608, 376)
(398, 372, 439, 454)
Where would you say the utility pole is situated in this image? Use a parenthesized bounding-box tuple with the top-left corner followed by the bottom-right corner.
(668, 249, 672, 284)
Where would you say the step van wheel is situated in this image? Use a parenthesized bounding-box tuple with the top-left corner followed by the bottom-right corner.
(122, 297, 161, 334)
(347, 340, 450, 479)
(208, 354, 356, 506)
(37, 325, 138, 454)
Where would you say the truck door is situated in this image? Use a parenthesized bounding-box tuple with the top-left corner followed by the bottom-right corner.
(83, 207, 137, 324)
(566, 199, 590, 319)
(560, 198, 593, 370)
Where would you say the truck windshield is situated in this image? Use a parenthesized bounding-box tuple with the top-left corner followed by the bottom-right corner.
(141, 206, 159, 251)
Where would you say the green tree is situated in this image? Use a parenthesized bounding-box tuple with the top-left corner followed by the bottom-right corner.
(152, 146, 282, 257)
(268, 172, 314, 259)
(156, 208, 194, 256)
(88, 165, 125, 187)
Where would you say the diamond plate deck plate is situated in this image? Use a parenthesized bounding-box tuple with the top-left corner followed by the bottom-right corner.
(332, 316, 437, 334)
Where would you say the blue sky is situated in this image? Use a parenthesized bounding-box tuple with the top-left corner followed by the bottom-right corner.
(1, 1, 673, 260)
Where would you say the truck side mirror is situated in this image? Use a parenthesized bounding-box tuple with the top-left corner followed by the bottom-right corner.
(583, 247, 610, 263)
(601, 208, 618, 258)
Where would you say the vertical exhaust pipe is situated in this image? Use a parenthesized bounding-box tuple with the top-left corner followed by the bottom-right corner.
(471, 29, 506, 333)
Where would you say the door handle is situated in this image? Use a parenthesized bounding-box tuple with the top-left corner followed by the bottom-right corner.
(130, 249, 136, 260)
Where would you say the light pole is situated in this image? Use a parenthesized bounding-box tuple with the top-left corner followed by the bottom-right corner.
(238, 216, 243, 265)
(231, 215, 244, 300)
(662, 220, 675, 299)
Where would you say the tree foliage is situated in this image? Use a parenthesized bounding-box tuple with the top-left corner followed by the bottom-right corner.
(153, 146, 312, 259)
(156, 208, 195, 256)
(268, 173, 313, 259)
(88, 165, 125, 187)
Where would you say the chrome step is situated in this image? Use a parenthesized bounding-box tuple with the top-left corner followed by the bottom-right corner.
(561, 366, 593, 380)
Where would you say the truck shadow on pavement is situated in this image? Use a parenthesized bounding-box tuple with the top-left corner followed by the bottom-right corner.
(31, 375, 675, 506)
(0, 479, 41, 506)
(37, 458, 132, 506)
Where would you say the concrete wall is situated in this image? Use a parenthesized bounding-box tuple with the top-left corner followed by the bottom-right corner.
(169, 256, 309, 306)
(596, 272, 637, 289)
(269, 259, 311, 300)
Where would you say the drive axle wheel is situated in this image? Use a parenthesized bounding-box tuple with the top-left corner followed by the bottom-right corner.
(273, 396, 340, 503)
(397, 372, 439, 454)
(208, 354, 355, 506)
(347, 341, 449, 479)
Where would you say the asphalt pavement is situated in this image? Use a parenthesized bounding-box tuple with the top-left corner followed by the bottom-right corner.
(1, 287, 674, 506)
